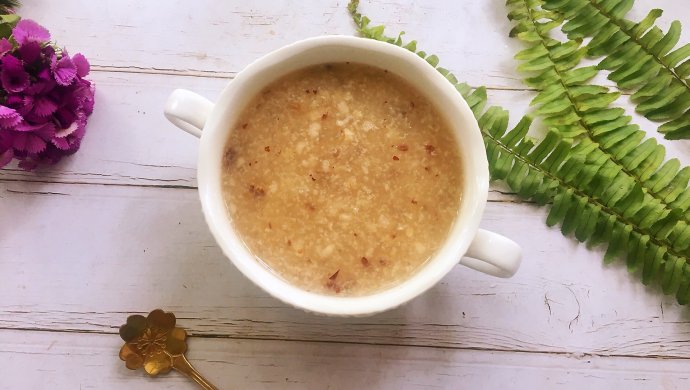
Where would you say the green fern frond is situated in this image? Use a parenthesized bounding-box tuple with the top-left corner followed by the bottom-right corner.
(542, 0, 690, 139)
(507, 0, 690, 255)
(348, 0, 690, 304)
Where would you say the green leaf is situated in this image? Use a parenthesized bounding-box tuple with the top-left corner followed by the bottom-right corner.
(631, 9, 663, 38)
(426, 54, 440, 67)
(508, 0, 690, 304)
(659, 113, 690, 140)
(663, 43, 690, 68)
(650, 21, 681, 57)
(0, 12, 19, 39)
(561, 66, 598, 85)
(544, 0, 690, 139)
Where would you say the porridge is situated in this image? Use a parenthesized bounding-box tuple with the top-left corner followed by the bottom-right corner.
(221, 63, 463, 296)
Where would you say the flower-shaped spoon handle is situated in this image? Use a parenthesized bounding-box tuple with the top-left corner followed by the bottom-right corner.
(119, 309, 218, 390)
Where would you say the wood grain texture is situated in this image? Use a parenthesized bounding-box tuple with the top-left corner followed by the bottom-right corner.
(0, 70, 530, 201)
(3, 0, 690, 388)
(1, 71, 688, 199)
(3, 0, 690, 191)
(16, 0, 690, 90)
(2, 329, 689, 390)
(2, 182, 690, 359)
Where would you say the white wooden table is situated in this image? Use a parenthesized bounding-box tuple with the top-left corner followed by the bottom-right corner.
(2, 1, 690, 388)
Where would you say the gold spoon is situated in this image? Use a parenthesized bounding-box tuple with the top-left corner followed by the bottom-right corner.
(119, 309, 218, 390)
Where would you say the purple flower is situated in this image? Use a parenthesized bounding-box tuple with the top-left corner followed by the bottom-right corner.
(1, 55, 29, 92)
(0, 18, 95, 170)
(12, 19, 50, 45)
(25, 68, 55, 96)
(0, 105, 21, 129)
(51, 53, 77, 86)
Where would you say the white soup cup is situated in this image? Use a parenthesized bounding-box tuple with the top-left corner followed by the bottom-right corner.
(164, 35, 521, 316)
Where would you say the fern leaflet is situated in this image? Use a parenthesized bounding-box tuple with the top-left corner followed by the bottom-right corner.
(507, 0, 690, 260)
(543, 0, 690, 139)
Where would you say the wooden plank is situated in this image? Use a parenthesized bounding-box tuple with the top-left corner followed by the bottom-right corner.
(1, 71, 688, 202)
(17, 0, 690, 91)
(0, 70, 530, 200)
(0, 72, 217, 188)
(3, 1, 689, 388)
(1, 182, 689, 358)
(4, 1, 690, 192)
(1, 329, 688, 390)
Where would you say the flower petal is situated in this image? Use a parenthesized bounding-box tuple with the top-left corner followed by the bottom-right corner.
(14, 121, 53, 134)
(147, 309, 176, 331)
(119, 314, 147, 342)
(63, 138, 82, 155)
(18, 158, 38, 171)
(37, 66, 51, 80)
(12, 19, 50, 45)
(72, 53, 90, 77)
(1, 55, 30, 92)
(25, 77, 55, 96)
(5, 94, 22, 106)
(18, 41, 41, 64)
(68, 79, 95, 115)
(55, 121, 79, 138)
(35, 145, 64, 166)
(82, 83, 95, 115)
(143, 351, 172, 376)
(0, 105, 22, 129)
(50, 136, 70, 150)
(54, 107, 77, 129)
(27, 135, 47, 153)
(32, 97, 58, 117)
(0, 38, 13, 57)
(69, 112, 88, 142)
(51, 55, 77, 86)
(12, 132, 46, 154)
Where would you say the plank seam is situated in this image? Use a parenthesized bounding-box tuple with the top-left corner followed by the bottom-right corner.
(0, 326, 686, 360)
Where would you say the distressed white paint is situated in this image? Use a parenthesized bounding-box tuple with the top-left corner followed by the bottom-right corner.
(1, 72, 688, 196)
(15, 0, 690, 90)
(1, 0, 690, 388)
(2, 329, 689, 390)
(2, 181, 690, 359)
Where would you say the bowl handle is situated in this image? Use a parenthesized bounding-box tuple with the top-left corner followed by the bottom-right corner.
(460, 229, 522, 278)
(164, 89, 215, 138)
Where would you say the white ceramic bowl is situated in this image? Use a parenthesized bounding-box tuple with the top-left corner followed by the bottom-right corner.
(164, 35, 521, 316)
